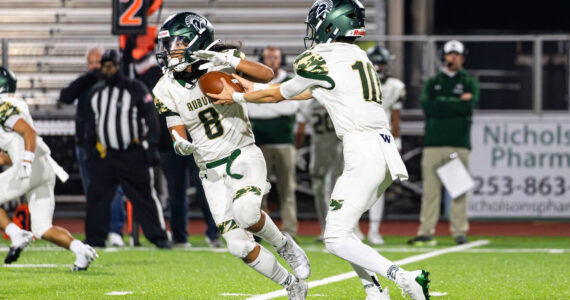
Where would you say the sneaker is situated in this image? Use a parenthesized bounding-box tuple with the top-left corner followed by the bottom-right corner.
(154, 239, 172, 249)
(172, 242, 192, 248)
(286, 276, 308, 300)
(368, 232, 385, 245)
(396, 270, 430, 300)
(108, 232, 124, 247)
(4, 230, 34, 264)
(407, 236, 436, 246)
(205, 236, 224, 248)
(365, 286, 390, 300)
(277, 232, 311, 280)
(454, 235, 468, 245)
(72, 245, 98, 271)
(354, 226, 365, 241)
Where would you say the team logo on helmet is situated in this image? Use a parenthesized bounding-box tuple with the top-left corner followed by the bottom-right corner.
(313, 0, 333, 18)
(185, 15, 206, 31)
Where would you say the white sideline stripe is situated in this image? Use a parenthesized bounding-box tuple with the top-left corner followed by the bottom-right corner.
(246, 240, 490, 300)
(2, 264, 66, 268)
(105, 291, 134, 296)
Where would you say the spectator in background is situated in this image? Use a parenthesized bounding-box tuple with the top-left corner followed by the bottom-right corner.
(157, 116, 223, 248)
(409, 40, 479, 246)
(365, 46, 406, 245)
(84, 49, 169, 248)
(247, 46, 299, 237)
(58, 46, 125, 247)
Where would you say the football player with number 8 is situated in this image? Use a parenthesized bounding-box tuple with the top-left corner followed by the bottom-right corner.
(153, 12, 311, 299)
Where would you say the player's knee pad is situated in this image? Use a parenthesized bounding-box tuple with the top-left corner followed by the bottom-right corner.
(232, 193, 261, 229)
(31, 218, 53, 238)
(324, 236, 345, 257)
(223, 229, 256, 259)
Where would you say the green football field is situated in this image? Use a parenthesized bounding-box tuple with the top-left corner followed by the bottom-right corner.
(1, 235, 569, 299)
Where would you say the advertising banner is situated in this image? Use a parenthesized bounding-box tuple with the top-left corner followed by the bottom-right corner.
(468, 114, 570, 218)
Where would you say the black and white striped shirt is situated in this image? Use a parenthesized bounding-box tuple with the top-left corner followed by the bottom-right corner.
(87, 73, 159, 151)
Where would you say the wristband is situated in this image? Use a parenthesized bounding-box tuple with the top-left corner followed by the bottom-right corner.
(23, 150, 35, 162)
(253, 83, 270, 91)
(228, 55, 241, 69)
(232, 92, 246, 104)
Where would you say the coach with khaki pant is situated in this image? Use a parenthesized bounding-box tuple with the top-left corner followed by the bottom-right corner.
(409, 40, 480, 246)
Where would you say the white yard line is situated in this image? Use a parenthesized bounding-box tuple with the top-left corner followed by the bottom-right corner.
(246, 240, 490, 300)
(2, 264, 67, 268)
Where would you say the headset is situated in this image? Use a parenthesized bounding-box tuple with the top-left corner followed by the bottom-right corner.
(255, 47, 287, 66)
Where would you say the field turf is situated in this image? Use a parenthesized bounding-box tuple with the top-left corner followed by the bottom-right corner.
(1, 235, 569, 299)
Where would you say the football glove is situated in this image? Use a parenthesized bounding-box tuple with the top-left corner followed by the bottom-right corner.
(172, 130, 196, 156)
(191, 50, 241, 70)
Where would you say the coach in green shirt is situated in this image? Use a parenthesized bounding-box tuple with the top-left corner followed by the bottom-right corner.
(409, 40, 479, 246)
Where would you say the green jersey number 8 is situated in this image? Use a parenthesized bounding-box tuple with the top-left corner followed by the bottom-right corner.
(198, 107, 224, 139)
(351, 61, 382, 104)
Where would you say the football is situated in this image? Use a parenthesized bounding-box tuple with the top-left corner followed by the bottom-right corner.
(198, 71, 244, 101)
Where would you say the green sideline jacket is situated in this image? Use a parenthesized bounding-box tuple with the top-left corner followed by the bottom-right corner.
(421, 69, 480, 149)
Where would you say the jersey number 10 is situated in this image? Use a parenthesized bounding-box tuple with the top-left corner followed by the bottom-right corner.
(351, 61, 382, 104)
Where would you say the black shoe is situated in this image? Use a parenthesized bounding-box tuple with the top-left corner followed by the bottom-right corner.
(454, 235, 468, 245)
(4, 247, 23, 264)
(407, 236, 437, 246)
(154, 239, 172, 249)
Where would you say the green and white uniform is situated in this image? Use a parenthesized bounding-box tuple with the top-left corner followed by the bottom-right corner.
(152, 53, 269, 246)
(280, 43, 408, 239)
(0, 94, 67, 238)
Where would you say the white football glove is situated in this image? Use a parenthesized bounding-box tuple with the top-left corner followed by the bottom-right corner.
(191, 50, 241, 70)
(17, 151, 34, 180)
(172, 130, 196, 156)
(18, 161, 32, 180)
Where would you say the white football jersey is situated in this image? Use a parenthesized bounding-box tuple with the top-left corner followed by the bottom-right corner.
(380, 77, 405, 125)
(293, 43, 390, 140)
(0, 94, 34, 157)
(299, 99, 339, 146)
(0, 94, 52, 161)
(153, 66, 255, 166)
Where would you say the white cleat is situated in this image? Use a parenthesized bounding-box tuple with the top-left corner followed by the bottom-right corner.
(396, 270, 430, 300)
(108, 232, 124, 247)
(4, 230, 34, 264)
(286, 276, 308, 300)
(368, 232, 385, 245)
(365, 286, 391, 300)
(277, 232, 311, 280)
(72, 245, 98, 271)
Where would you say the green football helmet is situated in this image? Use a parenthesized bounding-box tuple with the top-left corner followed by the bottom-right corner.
(304, 0, 366, 48)
(0, 66, 17, 94)
(155, 12, 216, 73)
(367, 45, 393, 79)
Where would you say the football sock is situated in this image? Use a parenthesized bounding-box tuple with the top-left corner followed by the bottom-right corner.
(69, 239, 84, 255)
(369, 221, 380, 234)
(351, 262, 384, 293)
(246, 245, 293, 287)
(255, 211, 286, 250)
(326, 234, 404, 282)
(5, 222, 23, 237)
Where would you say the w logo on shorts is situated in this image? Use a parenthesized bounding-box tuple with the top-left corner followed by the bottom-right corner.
(379, 134, 391, 143)
(329, 199, 344, 211)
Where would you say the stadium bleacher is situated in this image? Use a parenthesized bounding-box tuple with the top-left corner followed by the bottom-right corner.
(0, 0, 379, 108)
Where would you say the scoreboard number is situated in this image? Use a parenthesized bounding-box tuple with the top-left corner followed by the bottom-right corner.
(112, 0, 148, 35)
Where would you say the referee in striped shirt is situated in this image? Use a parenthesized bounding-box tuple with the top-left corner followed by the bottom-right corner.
(85, 49, 169, 248)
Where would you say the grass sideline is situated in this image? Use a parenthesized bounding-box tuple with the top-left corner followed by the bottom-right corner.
(1, 235, 569, 299)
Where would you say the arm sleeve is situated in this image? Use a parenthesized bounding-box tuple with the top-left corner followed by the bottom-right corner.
(280, 75, 330, 99)
(59, 71, 99, 104)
